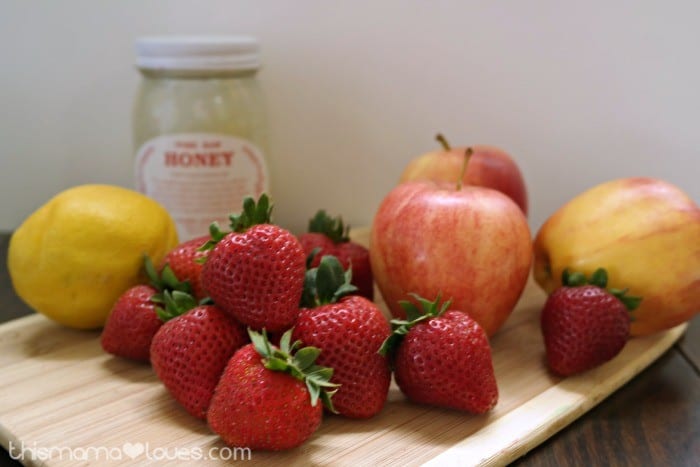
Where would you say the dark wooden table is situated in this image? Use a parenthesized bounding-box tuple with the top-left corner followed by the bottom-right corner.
(0, 232, 698, 466)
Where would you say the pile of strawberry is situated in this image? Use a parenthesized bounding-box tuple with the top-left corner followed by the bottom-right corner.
(101, 195, 500, 451)
(99, 193, 644, 451)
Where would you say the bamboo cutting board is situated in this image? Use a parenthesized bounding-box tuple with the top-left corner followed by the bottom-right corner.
(0, 230, 688, 467)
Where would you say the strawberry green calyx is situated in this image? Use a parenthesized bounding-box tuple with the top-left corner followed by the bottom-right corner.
(229, 193, 273, 233)
(143, 255, 192, 295)
(378, 293, 452, 357)
(154, 290, 198, 322)
(561, 268, 643, 311)
(195, 222, 228, 257)
(143, 255, 196, 320)
(248, 328, 339, 411)
(300, 255, 358, 308)
(308, 210, 350, 243)
(197, 193, 274, 254)
(305, 247, 322, 270)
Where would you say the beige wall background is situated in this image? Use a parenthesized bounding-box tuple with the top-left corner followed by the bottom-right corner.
(1, 0, 698, 235)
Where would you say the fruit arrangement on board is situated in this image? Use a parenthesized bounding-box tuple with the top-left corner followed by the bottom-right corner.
(5, 134, 700, 451)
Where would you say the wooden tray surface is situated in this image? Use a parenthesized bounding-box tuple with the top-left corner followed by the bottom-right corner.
(0, 230, 686, 466)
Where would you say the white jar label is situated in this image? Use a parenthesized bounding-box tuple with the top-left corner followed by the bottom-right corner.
(135, 133, 268, 241)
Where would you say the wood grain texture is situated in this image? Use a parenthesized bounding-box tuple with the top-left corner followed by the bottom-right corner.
(512, 348, 700, 466)
(0, 229, 690, 467)
(0, 299, 688, 467)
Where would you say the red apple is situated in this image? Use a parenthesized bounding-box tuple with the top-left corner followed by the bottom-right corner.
(400, 134, 528, 216)
(370, 152, 532, 337)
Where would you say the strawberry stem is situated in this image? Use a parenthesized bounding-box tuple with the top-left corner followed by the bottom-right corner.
(248, 328, 340, 411)
(561, 268, 642, 311)
(307, 210, 350, 243)
(197, 193, 274, 254)
(155, 290, 198, 322)
(378, 293, 452, 357)
(143, 255, 190, 294)
(301, 255, 358, 308)
(229, 193, 273, 233)
(141, 255, 194, 319)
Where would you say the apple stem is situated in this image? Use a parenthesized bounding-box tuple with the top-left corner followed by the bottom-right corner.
(435, 133, 451, 151)
(456, 147, 474, 191)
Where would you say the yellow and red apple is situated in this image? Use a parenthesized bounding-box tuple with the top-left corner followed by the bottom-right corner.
(533, 177, 700, 336)
(370, 158, 532, 337)
(400, 134, 528, 216)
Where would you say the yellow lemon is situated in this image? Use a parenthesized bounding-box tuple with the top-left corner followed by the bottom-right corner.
(8, 184, 179, 329)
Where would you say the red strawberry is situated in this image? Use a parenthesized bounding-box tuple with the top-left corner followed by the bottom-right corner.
(541, 268, 640, 376)
(101, 258, 193, 362)
(379, 294, 498, 414)
(150, 303, 248, 419)
(298, 232, 335, 260)
(200, 195, 306, 332)
(101, 285, 160, 361)
(299, 210, 374, 300)
(334, 242, 373, 301)
(293, 256, 391, 418)
(207, 329, 337, 450)
(160, 235, 210, 300)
